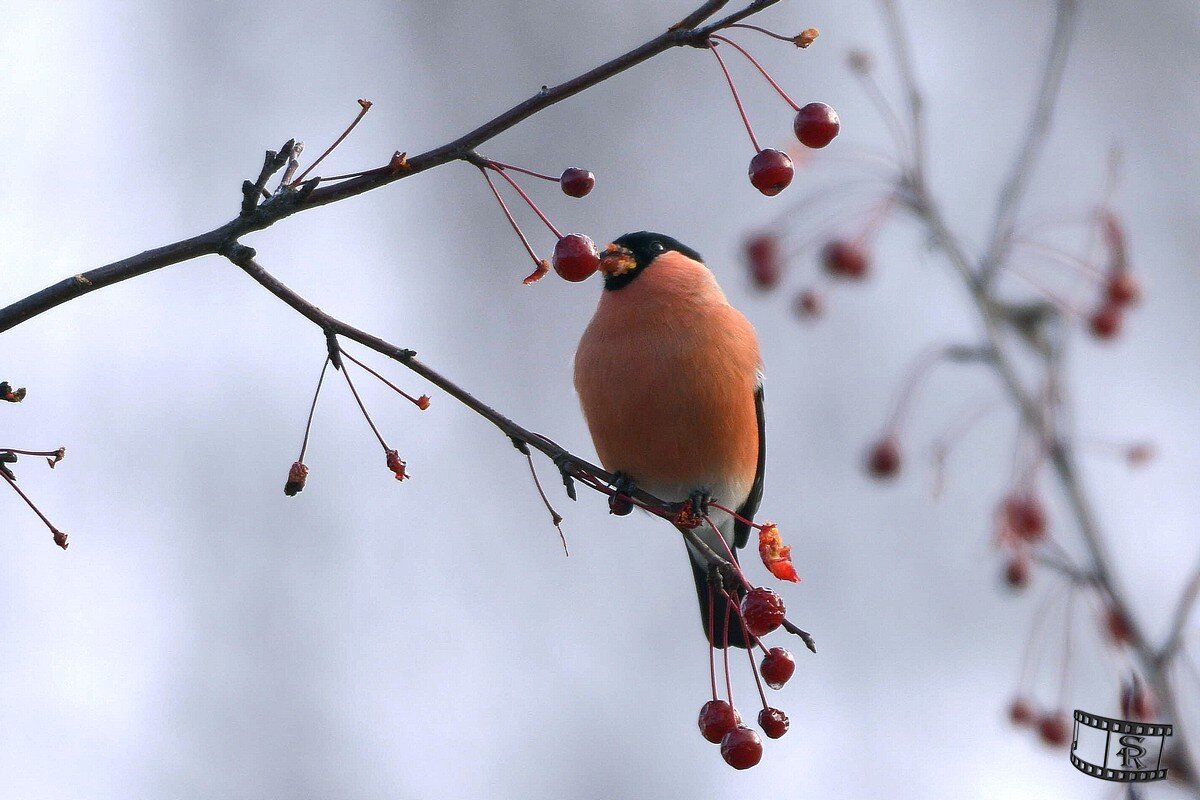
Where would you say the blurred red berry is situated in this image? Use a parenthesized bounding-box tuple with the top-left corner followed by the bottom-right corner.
(758, 707, 790, 739)
(744, 233, 781, 289)
(559, 167, 595, 198)
(760, 647, 796, 689)
(740, 587, 786, 637)
(1009, 697, 1035, 727)
(748, 149, 794, 197)
(1004, 557, 1031, 590)
(795, 288, 824, 318)
(1089, 303, 1122, 340)
(699, 700, 741, 744)
(552, 234, 600, 282)
(1126, 443, 1155, 467)
(821, 239, 869, 279)
(866, 437, 901, 479)
(1106, 271, 1141, 306)
(1104, 605, 1133, 646)
(1037, 713, 1070, 747)
(1002, 493, 1047, 542)
(720, 726, 763, 769)
(793, 102, 840, 148)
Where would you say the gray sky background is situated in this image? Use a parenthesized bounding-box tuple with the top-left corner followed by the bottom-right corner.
(2, 1, 1198, 798)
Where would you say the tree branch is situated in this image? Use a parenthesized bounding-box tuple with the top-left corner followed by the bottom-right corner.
(0, 0, 779, 334)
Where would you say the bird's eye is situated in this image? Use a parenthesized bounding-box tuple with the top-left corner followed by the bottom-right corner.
(652, 241, 665, 252)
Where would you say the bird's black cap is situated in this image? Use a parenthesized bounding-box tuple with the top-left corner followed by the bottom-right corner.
(602, 231, 704, 291)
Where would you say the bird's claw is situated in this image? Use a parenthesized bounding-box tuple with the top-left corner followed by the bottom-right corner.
(609, 472, 635, 516)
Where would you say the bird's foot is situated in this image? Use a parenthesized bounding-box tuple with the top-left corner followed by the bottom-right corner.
(609, 472, 635, 516)
(672, 488, 711, 529)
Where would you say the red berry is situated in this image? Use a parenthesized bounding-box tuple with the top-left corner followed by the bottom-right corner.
(1037, 712, 1070, 747)
(1104, 605, 1132, 646)
(748, 149, 794, 197)
(552, 234, 600, 282)
(698, 700, 741, 744)
(1121, 681, 1157, 720)
(793, 102, 840, 149)
(1089, 303, 1122, 340)
(720, 726, 763, 769)
(1009, 697, 1035, 727)
(758, 707, 790, 739)
(1002, 493, 1047, 542)
(760, 647, 795, 689)
(559, 167, 595, 198)
(1004, 558, 1031, 590)
(866, 437, 901, 479)
(821, 239, 869, 279)
(740, 587, 786, 637)
(795, 288, 823, 318)
(744, 233, 781, 289)
(1106, 271, 1141, 306)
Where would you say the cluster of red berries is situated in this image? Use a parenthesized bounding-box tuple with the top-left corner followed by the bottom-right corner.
(996, 490, 1049, 590)
(706, 30, 839, 197)
(697, 585, 799, 770)
(476, 159, 602, 284)
(1087, 211, 1141, 341)
(1008, 698, 1071, 748)
(283, 348, 430, 497)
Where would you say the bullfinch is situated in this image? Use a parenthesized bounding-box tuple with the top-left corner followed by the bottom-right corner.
(574, 231, 764, 648)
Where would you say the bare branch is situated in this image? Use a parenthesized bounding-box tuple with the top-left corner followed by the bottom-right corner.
(1161, 555, 1200, 664)
(979, 0, 1078, 284)
(0, 0, 779, 334)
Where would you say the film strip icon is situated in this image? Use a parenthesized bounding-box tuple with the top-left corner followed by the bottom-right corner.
(1071, 710, 1172, 783)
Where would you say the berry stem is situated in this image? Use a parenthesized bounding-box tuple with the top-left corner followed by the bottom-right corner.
(340, 348, 430, 409)
(521, 448, 568, 556)
(298, 357, 331, 462)
(882, 343, 950, 436)
(1057, 586, 1078, 709)
(2, 470, 66, 547)
(852, 68, 913, 168)
(708, 40, 762, 153)
(708, 585, 719, 701)
(340, 362, 391, 454)
(726, 588, 771, 709)
(722, 603, 734, 705)
(293, 99, 373, 185)
(487, 160, 559, 183)
(703, 516, 751, 589)
(725, 23, 802, 43)
(487, 164, 563, 239)
(0, 448, 62, 458)
(1017, 583, 1068, 693)
(478, 167, 546, 268)
(709, 35, 800, 111)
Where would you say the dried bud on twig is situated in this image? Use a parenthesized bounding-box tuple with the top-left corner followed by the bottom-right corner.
(284, 461, 309, 496)
(1, 382, 27, 403)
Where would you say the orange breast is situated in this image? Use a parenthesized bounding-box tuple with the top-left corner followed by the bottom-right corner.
(573, 253, 761, 504)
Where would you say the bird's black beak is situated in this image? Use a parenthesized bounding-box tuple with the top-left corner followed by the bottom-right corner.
(598, 243, 637, 276)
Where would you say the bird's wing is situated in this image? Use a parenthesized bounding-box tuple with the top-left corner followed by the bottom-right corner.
(732, 375, 765, 550)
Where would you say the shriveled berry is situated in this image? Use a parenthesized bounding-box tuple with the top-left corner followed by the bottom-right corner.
(795, 288, 823, 318)
(794, 102, 840, 148)
(1106, 271, 1141, 306)
(866, 437, 901, 479)
(1009, 697, 1035, 727)
(1089, 303, 1122, 340)
(759, 647, 795, 689)
(720, 726, 763, 769)
(698, 700, 741, 744)
(552, 234, 600, 282)
(1002, 493, 1047, 542)
(1004, 558, 1031, 590)
(1037, 712, 1070, 747)
(740, 587, 786, 637)
(748, 149, 794, 197)
(821, 239, 869, 279)
(744, 233, 781, 289)
(559, 167, 595, 198)
(758, 707, 789, 739)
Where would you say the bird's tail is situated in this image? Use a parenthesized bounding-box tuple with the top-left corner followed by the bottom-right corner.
(688, 548, 756, 650)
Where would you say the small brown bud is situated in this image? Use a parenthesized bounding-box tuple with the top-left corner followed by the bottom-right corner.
(284, 461, 309, 496)
(794, 28, 819, 48)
